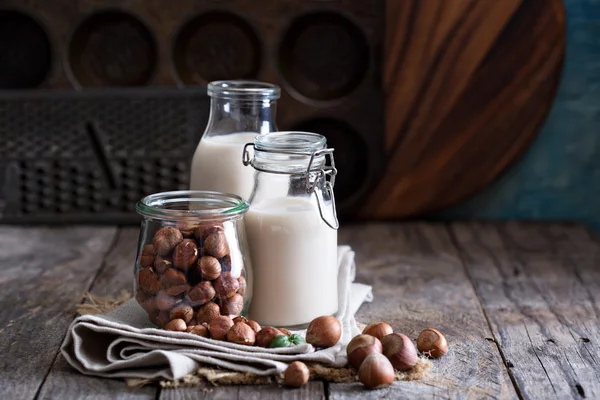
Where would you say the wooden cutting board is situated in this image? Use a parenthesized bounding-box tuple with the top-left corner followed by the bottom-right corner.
(360, 0, 565, 219)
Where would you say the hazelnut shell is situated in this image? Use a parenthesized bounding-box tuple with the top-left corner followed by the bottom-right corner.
(196, 302, 221, 324)
(139, 244, 156, 268)
(255, 327, 284, 348)
(165, 318, 187, 332)
(203, 230, 229, 258)
(198, 256, 222, 280)
(153, 227, 183, 256)
(284, 361, 310, 388)
(381, 333, 418, 371)
(214, 273, 239, 299)
(137, 268, 162, 294)
(226, 322, 256, 345)
(246, 320, 261, 333)
(169, 303, 194, 323)
(363, 322, 394, 340)
(306, 316, 342, 348)
(186, 323, 209, 337)
(358, 353, 395, 389)
(347, 334, 383, 369)
(172, 239, 199, 270)
(209, 315, 234, 341)
(416, 328, 448, 358)
(154, 255, 172, 274)
(221, 293, 244, 315)
(186, 281, 216, 307)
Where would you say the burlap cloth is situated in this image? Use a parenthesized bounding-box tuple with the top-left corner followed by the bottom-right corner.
(62, 246, 432, 386)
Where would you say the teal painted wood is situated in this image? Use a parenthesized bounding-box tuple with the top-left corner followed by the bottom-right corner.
(438, 0, 600, 231)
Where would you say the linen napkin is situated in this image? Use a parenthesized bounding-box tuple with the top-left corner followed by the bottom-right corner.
(61, 245, 373, 380)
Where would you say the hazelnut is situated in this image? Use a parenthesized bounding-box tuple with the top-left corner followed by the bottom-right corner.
(381, 333, 418, 371)
(154, 255, 172, 274)
(135, 290, 157, 314)
(203, 230, 229, 258)
(153, 227, 183, 256)
(139, 244, 156, 268)
(358, 353, 395, 389)
(172, 239, 199, 270)
(188, 318, 198, 326)
(347, 334, 383, 369)
(157, 310, 171, 328)
(137, 268, 162, 294)
(306, 316, 342, 348)
(165, 318, 187, 332)
(176, 222, 197, 238)
(246, 320, 261, 333)
(209, 315, 234, 340)
(284, 361, 310, 388)
(221, 293, 244, 315)
(417, 328, 448, 358)
(363, 322, 394, 340)
(186, 281, 216, 306)
(278, 327, 292, 336)
(214, 273, 239, 299)
(227, 322, 256, 345)
(255, 327, 284, 348)
(186, 323, 209, 337)
(237, 276, 247, 296)
(198, 256, 221, 280)
(232, 316, 248, 324)
(195, 225, 224, 241)
(155, 290, 181, 311)
(169, 303, 194, 323)
(196, 302, 221, 324)
(161, 268, 188, 295)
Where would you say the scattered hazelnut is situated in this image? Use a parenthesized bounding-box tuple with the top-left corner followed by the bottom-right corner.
(139, 244, 156, 268)
(165, 318, 187, 332)
(135, 290, 157, 314)
(186, 323, 209, 337)
(195, 225, 224, 241)
(203, 230, 229, 258)
(157, 310, 171, 328)
(358, 353, 395, 389)
(172, 239, 199, 270)
(155, 290, 181, 311)
(186, 281, 216, 306)
(209, 315, 234, 340)
(196, 302, 221, 324)
(306, 316, 342, 348)
(153, 227, 183, 256)
(198, 256, 221, 280)
(347, 334, 383, 369)
(221, 293, 244, 315)
(255, 327, 284, 348)
(232, 316, 248, 324)
(137, 268, 162, 294)
(214, 273, 239, 298)
(169, 303, 194, 323)
(246, 320, 261, 333)
(381, 333, 418, 371)
(227, 322, 256, 345)
(237, 276, 246, 296)
(417, 328, 448, 358)
(284, 361, 310, 388)
(278, 327, 292, 337)
(363, 322, 394, 340)
(154, 255, 172, 274)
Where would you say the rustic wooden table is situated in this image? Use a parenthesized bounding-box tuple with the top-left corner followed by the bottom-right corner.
(1, 222, 598, 399)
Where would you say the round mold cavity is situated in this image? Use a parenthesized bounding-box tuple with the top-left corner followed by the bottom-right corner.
(279, 12, 369, 102)
(0, 10, 51, 89)
(291, 118, 368, 203)
(68, 10, 157, 87)
(174, 11, 261, 84)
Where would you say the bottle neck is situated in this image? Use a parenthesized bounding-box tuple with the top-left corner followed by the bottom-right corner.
(205, 97, 277, 136)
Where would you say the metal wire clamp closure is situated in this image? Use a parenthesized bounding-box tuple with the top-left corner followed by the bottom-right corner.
(242, 143, 339, 230)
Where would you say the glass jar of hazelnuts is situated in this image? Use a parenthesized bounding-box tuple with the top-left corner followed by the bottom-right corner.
(133, 190, 252, 331)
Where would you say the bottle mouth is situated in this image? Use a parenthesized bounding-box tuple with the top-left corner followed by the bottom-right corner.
(208, 80, 281, 100)
(136, 190, 249, 221)
(254, 131, 326, 153)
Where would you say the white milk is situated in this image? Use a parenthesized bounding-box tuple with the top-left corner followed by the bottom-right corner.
(245, 196, 338, 327)
(190, 132, 257, 200)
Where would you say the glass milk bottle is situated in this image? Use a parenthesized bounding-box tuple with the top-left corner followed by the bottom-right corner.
(243, 132, 339, 328)
(190, 80, 280, 200)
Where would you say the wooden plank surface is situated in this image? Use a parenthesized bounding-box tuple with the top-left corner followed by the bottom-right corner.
(0, 226, 116, 400)
(329, 223, 516, 399)
(450, 222, 600, 400)
(37, 228, 157, 400)
(160, 382, 325, 400)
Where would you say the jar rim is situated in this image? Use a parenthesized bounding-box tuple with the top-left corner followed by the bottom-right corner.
(136, 190, 249, 221)
(254, 131, 326, 153)
(208, 80, 281, 100)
